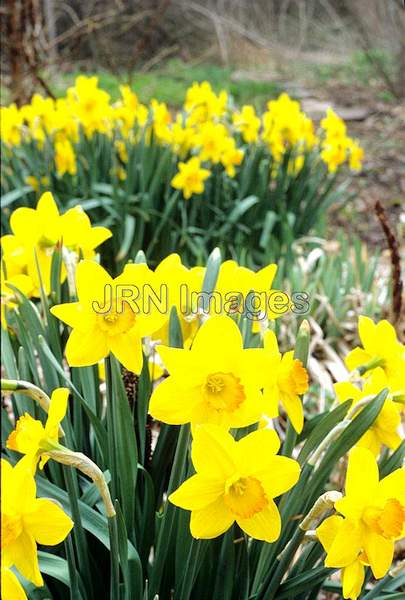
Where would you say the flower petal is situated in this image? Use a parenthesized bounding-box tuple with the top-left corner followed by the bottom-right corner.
(1, 567, 28, 600)
(75, 260, 112, 306)
(50, 302, 93, 330)
(282, 392, 304, 433)
(190, 496, 234, 539)
(8, 531, 43, 587)
(377, 467, 405, 503)
(191, 315, 243, 358)
(325, 519, 363, 568)
(316, 515, 344, 553)
(344, 447, 379, 504)
(45, 388, 69, 438)
(65, 327, 109, 367)
(363, 530, 393, 579)
(24, 498, 73, 545)
(342, 560, 365, 600)
(169, 474, 224, 510)
(191, 425, 236, 479)
(258, 455, 300, 498)
(109, 328, 143, 374)
(149, 377, 195, 425)
(235, 428, 280, 474)
(236, 498, 281, 542)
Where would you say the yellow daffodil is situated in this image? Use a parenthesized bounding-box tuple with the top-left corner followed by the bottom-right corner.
(51, 260, 165, 373)
(6, 388, 68, 469)
(171, 157, 210, 200)
(170, 425, 300, 541)
(1, 458, 73, 587)
(345, 316, 405, 393)
(66, 75, 112, 138)
(54, 137, 77, 177)
(2, 192, 112, 296)
(220, 137, 244, 177)
(263, 330, 308, 433)
(321, 447, 405, 580)
(317, 515, 366, 600)
(149, 315, 268, 427)
(193, 121, 228, 164)
(232, 105, 261, 143)
(334, 368, 403, 456)
(184, 81, 227, 125)
(0, 104, 24, 146)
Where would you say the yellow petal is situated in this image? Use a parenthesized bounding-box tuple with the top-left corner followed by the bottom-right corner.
(10, 208, 41, 244)
(50, 302, 93, 330)
(109, 328, 143, 374)
(334, 382, 362, 405)
(24, 498, 73, 545)
(190, 496, 234, 539)
(377, 467, 405, 503)
(169, 474, 224, 510)
(345, 347, 371, 372)
(258, 455, 300, 498)
(281, 392, 304, 433)
(191, 425, 236, 479)
(263, 330, 280, 356)
(148, 377, 194, 425)
(325, 519, 362, 568)
(342, 560, 365, 600)
(235, 428, 280, 473)
(75, 260, 112, 306)
(65, 327, 109, 367)
(358, 316, 376, 353)
(45, 388, 69, 438)
(344, 447, 379, 505)
(363, 529, 394, 578)
(316, 515, 344, 552)
(37, 191, 60, 222)
(236, 498, 281, 542)
(157, 345, 194, 376)
(1, 567, 28, 600)
(191, 315, 243, 357)
(81, 226, 112, 250)
(8, 530, 43, 587)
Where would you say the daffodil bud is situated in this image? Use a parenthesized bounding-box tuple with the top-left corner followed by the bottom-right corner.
(300, 491, 342, 531)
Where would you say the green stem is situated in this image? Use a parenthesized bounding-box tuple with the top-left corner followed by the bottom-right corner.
(105, 356, 118, 501)
(108, 515, 120, 600)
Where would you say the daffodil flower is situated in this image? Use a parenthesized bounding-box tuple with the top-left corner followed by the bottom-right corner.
(170, 425, 300, 541)
(7, 388, 69, 469)
(263, 330, 309, 433)
(345, 316, 405, 393)
(149, 315, 268, 428)
(171, 157, 210, 199)
(1, 192, 111, 297)
(51, 260, 166, 373)
(1, 458, 73, 588)
(334, 368, 403, 456)
(321, 447, 405, 581)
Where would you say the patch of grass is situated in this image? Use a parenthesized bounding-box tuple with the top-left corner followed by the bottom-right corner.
(51, 59, 281, 109)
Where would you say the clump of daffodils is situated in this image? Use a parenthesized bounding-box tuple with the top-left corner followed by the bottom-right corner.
(1, 76, 363, 200)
